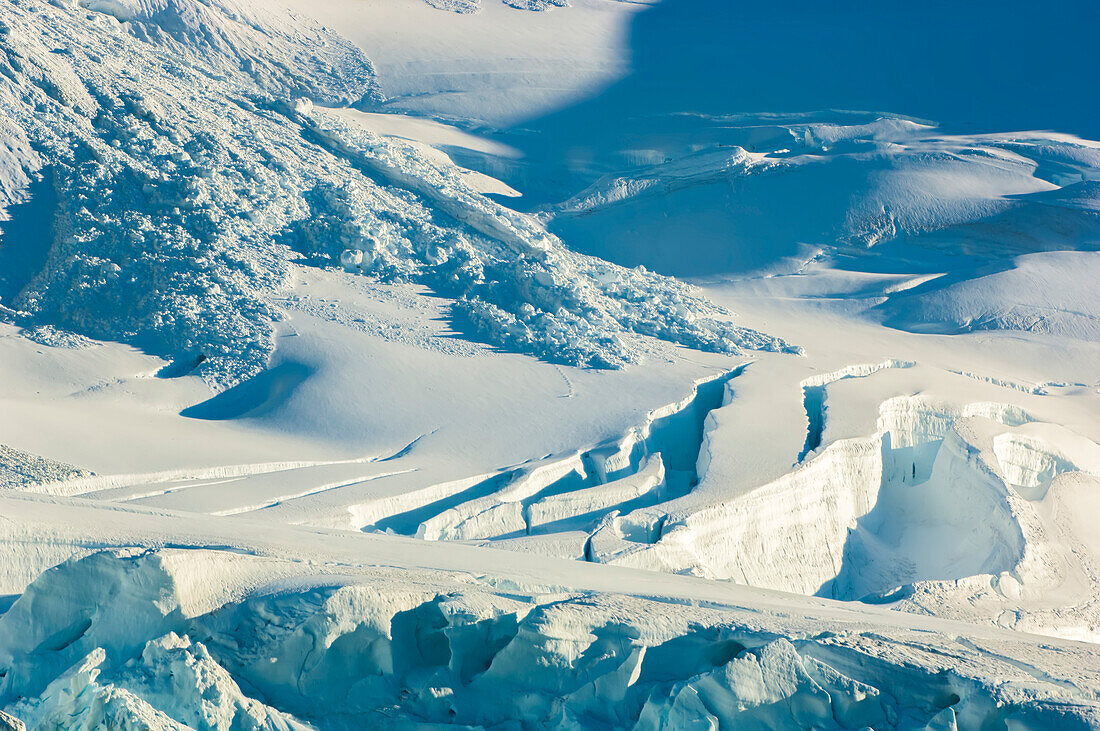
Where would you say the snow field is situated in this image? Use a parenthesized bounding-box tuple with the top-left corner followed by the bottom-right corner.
(2, 0, 1100, 725)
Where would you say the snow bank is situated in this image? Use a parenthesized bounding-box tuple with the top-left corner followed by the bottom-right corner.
(879, 251, 1100, 341)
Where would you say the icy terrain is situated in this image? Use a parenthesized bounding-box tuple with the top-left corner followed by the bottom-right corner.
(0, 0, 790, 386)
(2, 0, 1100, 728)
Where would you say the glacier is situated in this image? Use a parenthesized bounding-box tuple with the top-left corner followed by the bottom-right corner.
(2, 0, 1100, 728)
(0, 0, 793, 387)
(1, 534, 1098, 729)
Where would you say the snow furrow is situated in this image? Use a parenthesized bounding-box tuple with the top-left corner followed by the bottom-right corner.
(354, 367, 742, 543)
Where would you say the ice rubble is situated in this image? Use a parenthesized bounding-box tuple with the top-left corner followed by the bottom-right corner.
(72, 0, 381, 108)
(0, 0, 793, 387)
(3, 548, 1098, 730)
(425, 0, 482, 14)
(0, 444, 90, 488)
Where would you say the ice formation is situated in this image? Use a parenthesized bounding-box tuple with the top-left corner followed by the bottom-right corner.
(2, 548, 1098, 730)
(2, 0, 1100, 726)
(0, 0, 793, 387)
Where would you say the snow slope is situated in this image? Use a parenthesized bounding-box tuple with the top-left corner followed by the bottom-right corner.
(0, 0, 791, 388)
(279, 0, 648, 126)
(2, 0, 1100, 727)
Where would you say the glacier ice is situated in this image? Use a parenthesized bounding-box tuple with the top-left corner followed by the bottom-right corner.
(2, 548, 1098, 729)
(2, 0, 1100, 726)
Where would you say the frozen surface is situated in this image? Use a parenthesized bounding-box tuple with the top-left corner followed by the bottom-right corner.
(0, 0, 790, 387)
(1, 503, 1100, 729)
(279, 0, 648, 125)
(2, 0, 1100, 727)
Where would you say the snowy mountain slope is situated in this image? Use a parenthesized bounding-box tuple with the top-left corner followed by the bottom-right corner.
(2, 0, 1100, 727)
(279, 0, 649, 126)
(540, 120, 1100, 299)
(0, 0, 791, 388)
(319, 0, 1100, 343)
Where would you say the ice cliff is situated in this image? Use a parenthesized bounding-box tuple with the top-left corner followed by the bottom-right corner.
(2, 549, 1097, 730)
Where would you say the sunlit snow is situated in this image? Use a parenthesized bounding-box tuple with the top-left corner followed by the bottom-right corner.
(1, 0, 1099, 728)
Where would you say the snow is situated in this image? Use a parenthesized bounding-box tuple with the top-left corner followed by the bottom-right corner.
(1, 0, 791, 387)
(542, 122, 1100, 278)
(279, 0, 647, 125)
(326, 107, 522, 198)
(879, 251, 1100, 340)
(2, 0, 1100, 726)
(1, 517, 1099, 728)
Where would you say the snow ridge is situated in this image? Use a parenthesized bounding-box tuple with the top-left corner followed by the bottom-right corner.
(0, 0, 794, 386)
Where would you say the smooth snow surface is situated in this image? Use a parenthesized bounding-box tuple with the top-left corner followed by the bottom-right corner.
(2, 0, 1100, 727)
(280, 0, 647, 125)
